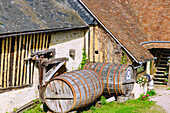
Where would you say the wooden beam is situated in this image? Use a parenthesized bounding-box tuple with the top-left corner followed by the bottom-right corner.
(16, 36, 22, 86)
(42, 57, 69, 67)
(95, 26, 98, 62)
(31, 48, 55, 57)
(46, 34, 49, 49)
(43, 61, 65, 85)
(93, 25, 95, 62)
(4, 38, 9, 87)
(12, 36, 17, 86)
(42, 33, 46, 50)
(151, 60, 154, 75)
(168, 58, 170, 87)
(0, 39, 5, 87)
(36, 33, 39, 51)
(20, 35, 26, 85)
(24, 35, 29, 84)
(39, 33, 42, 50)
(27, 35, 32, 84)
(7, 37, 12, 87)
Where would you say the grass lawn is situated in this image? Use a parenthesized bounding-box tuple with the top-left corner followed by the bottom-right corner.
(80, 99, 166, 113)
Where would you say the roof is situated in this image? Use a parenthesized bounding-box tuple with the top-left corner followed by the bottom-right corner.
(128, 0, 170, 48)
(0, 0, 86, 35)
(80, 0, 154, 63)
(66, 0, 97, 25)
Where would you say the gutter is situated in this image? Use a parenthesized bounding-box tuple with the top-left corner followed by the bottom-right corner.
(79, 0, 139, 63)
(134, 57, 157, 69)
(140, 41, 170, 45)
(0, 25, 89, 38)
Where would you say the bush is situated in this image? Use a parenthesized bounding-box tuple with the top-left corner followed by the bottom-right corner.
(147, 90, 156, 96)
(139, 92, 150, 101)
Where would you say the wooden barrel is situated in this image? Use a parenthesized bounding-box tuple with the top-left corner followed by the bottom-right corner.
(44, 69, 104, 112)
(84, 63, 135, 96)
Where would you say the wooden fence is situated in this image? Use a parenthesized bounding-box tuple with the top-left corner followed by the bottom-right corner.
(0, 33, 50, 90)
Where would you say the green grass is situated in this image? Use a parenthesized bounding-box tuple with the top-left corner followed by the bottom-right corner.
(80, 99, 166, 113)
(167, 87, 170, 90)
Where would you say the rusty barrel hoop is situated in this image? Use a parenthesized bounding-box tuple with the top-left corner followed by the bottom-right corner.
(44, 69, 103, 112)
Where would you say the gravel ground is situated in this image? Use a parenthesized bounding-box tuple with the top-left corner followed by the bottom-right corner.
(150, 88, 170, 113)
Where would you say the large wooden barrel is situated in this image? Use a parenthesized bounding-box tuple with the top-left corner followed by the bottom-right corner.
(84, 63, 135, 96)
(44, 69, 104, 112)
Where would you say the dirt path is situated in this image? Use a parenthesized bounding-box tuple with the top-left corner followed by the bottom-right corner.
(150, 88, 170, 113)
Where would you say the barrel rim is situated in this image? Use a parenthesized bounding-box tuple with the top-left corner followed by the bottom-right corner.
(43, 77, 76, 113)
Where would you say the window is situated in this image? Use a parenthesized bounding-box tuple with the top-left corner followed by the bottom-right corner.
(0, 33, 50, 92)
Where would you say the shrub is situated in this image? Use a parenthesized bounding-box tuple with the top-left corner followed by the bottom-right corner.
(147, 90, 156, 96)
(139, 92, 150, 101)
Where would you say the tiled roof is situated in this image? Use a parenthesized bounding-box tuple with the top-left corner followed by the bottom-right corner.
(81, 0, 154, 63)
(66, 0, 97, 25)
(0, 0, 86, 34)
(129, 0, 169, 43)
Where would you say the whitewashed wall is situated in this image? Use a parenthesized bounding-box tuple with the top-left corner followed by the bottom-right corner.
(0, 67, 39, 113)
(50, 29, 87, 71)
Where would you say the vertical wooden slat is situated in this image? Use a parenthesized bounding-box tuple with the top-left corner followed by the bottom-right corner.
(7, 37, 12, 87)
(90, 27, 93, 62)
(99, 27, 103, 63)
(24, 35, 29, 84)
(46, 34, 49, 49)
(27, 35, 32, 84)
(95, 26, 98, 62)
(16, 36, 22, 86)
(0, 39, 5, 87)
(42, 33, 46, 49)
(12, 36, 17, 86)
(36, 33, 39, 51)
(88, 29, 90, 60)
(33, 34, 36, 52)
(4, 38, 9, 87)
(107, 38, 110, 62)
(39, 33, 42, 50)
(110, 41, 114, 63)
(93, 25, 95, 62)
(20, 35, 26, 85)
(31, 34, 36, 84)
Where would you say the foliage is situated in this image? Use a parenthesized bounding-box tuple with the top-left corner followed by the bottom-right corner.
(121, 51, 127, 64)
(13, 108, 17, 112)
(147, 90, 156, 96)
(90, 105, 96, 110)
(23, 99, 45, 113)
(79, 48, 88, 69)
(139, 92, 150, 101)
(137, 66, 144, 73)
(100, 96, 107, 105)
(137, 75, 149, 87)
(81, 98, 165, 113)
(167, 87, 170, 90)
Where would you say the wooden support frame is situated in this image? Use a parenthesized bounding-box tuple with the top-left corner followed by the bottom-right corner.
(0, 39, 5, 87)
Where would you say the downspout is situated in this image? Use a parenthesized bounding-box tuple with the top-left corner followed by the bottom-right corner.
(79, 0, 139, 63)
(140, 41, 170, 45)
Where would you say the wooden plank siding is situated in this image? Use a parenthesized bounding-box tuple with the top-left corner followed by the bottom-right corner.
(88, 25, 122, 64)
(0, 33, 50, 89)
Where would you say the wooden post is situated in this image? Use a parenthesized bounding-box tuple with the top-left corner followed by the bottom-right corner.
(151, 60, 154, 75)
(39, 56, 44, 100)
(168, 57, 170, 87)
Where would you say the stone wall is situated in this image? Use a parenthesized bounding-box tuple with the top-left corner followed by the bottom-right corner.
(49, 29, 87, 71)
